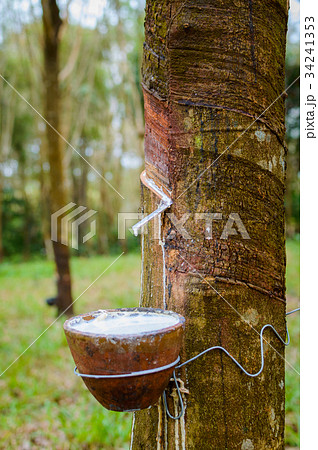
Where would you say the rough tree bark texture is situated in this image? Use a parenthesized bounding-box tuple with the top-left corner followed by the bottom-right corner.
(132, 0, 288, 448)
(41, 0, 73, 315)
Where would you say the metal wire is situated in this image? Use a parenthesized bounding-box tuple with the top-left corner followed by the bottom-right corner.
(176, 323, 289, 376)
(163, 370, 184, 420)
(163, 307, 300, 420)
(74, 356, 180, 379)
(286, 307, 300, 316)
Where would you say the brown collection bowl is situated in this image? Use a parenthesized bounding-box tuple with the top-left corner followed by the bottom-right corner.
(63, 307, 185, 412)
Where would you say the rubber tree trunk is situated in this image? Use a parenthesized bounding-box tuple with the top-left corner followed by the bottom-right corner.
(132, 0, 288, 448)
(41, 0, 73, 316)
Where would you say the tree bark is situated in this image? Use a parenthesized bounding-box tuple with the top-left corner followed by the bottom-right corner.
(98, 136, 113, 255)
(39, 131, 54, 259)
(41, 0, 73, 316)
(132, 1, 288, 449)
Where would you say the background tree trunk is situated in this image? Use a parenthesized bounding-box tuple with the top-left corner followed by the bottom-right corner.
(132, 0, 288, 448)
(39, 132, 54, 259)
(0, 72, 17, 262)
(41, 0, 73, 316)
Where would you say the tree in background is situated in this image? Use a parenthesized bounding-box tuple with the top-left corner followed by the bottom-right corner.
(132, 0, 289, 448)
(0, 74, 16, 262)
(41, 0, 73, 315)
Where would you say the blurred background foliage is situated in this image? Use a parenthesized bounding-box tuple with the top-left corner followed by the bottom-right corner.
(0, 0, 145, 261)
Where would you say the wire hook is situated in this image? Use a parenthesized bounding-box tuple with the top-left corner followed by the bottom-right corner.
(163, 308, 299, 420)
(163, 370, 184, 420)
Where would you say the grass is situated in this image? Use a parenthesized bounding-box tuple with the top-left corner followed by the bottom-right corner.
(0, 241, 299, 448)
(285, 238, 300, 448)
(0, 253, 140, 449)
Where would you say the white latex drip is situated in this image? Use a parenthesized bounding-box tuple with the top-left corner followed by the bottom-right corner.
(131, 170, 172, 312)
(158, 213, 167, 310)
(139, 228, 144, 307)
(130, 412, 135, 450)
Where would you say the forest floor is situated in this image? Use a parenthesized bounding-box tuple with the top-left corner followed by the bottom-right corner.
(0, 240, 299, 449)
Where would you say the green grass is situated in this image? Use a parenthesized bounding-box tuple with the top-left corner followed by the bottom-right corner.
(0, 242, 299, 448)
(285, 239, 300, 448)
(0, 253, 140, 449)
